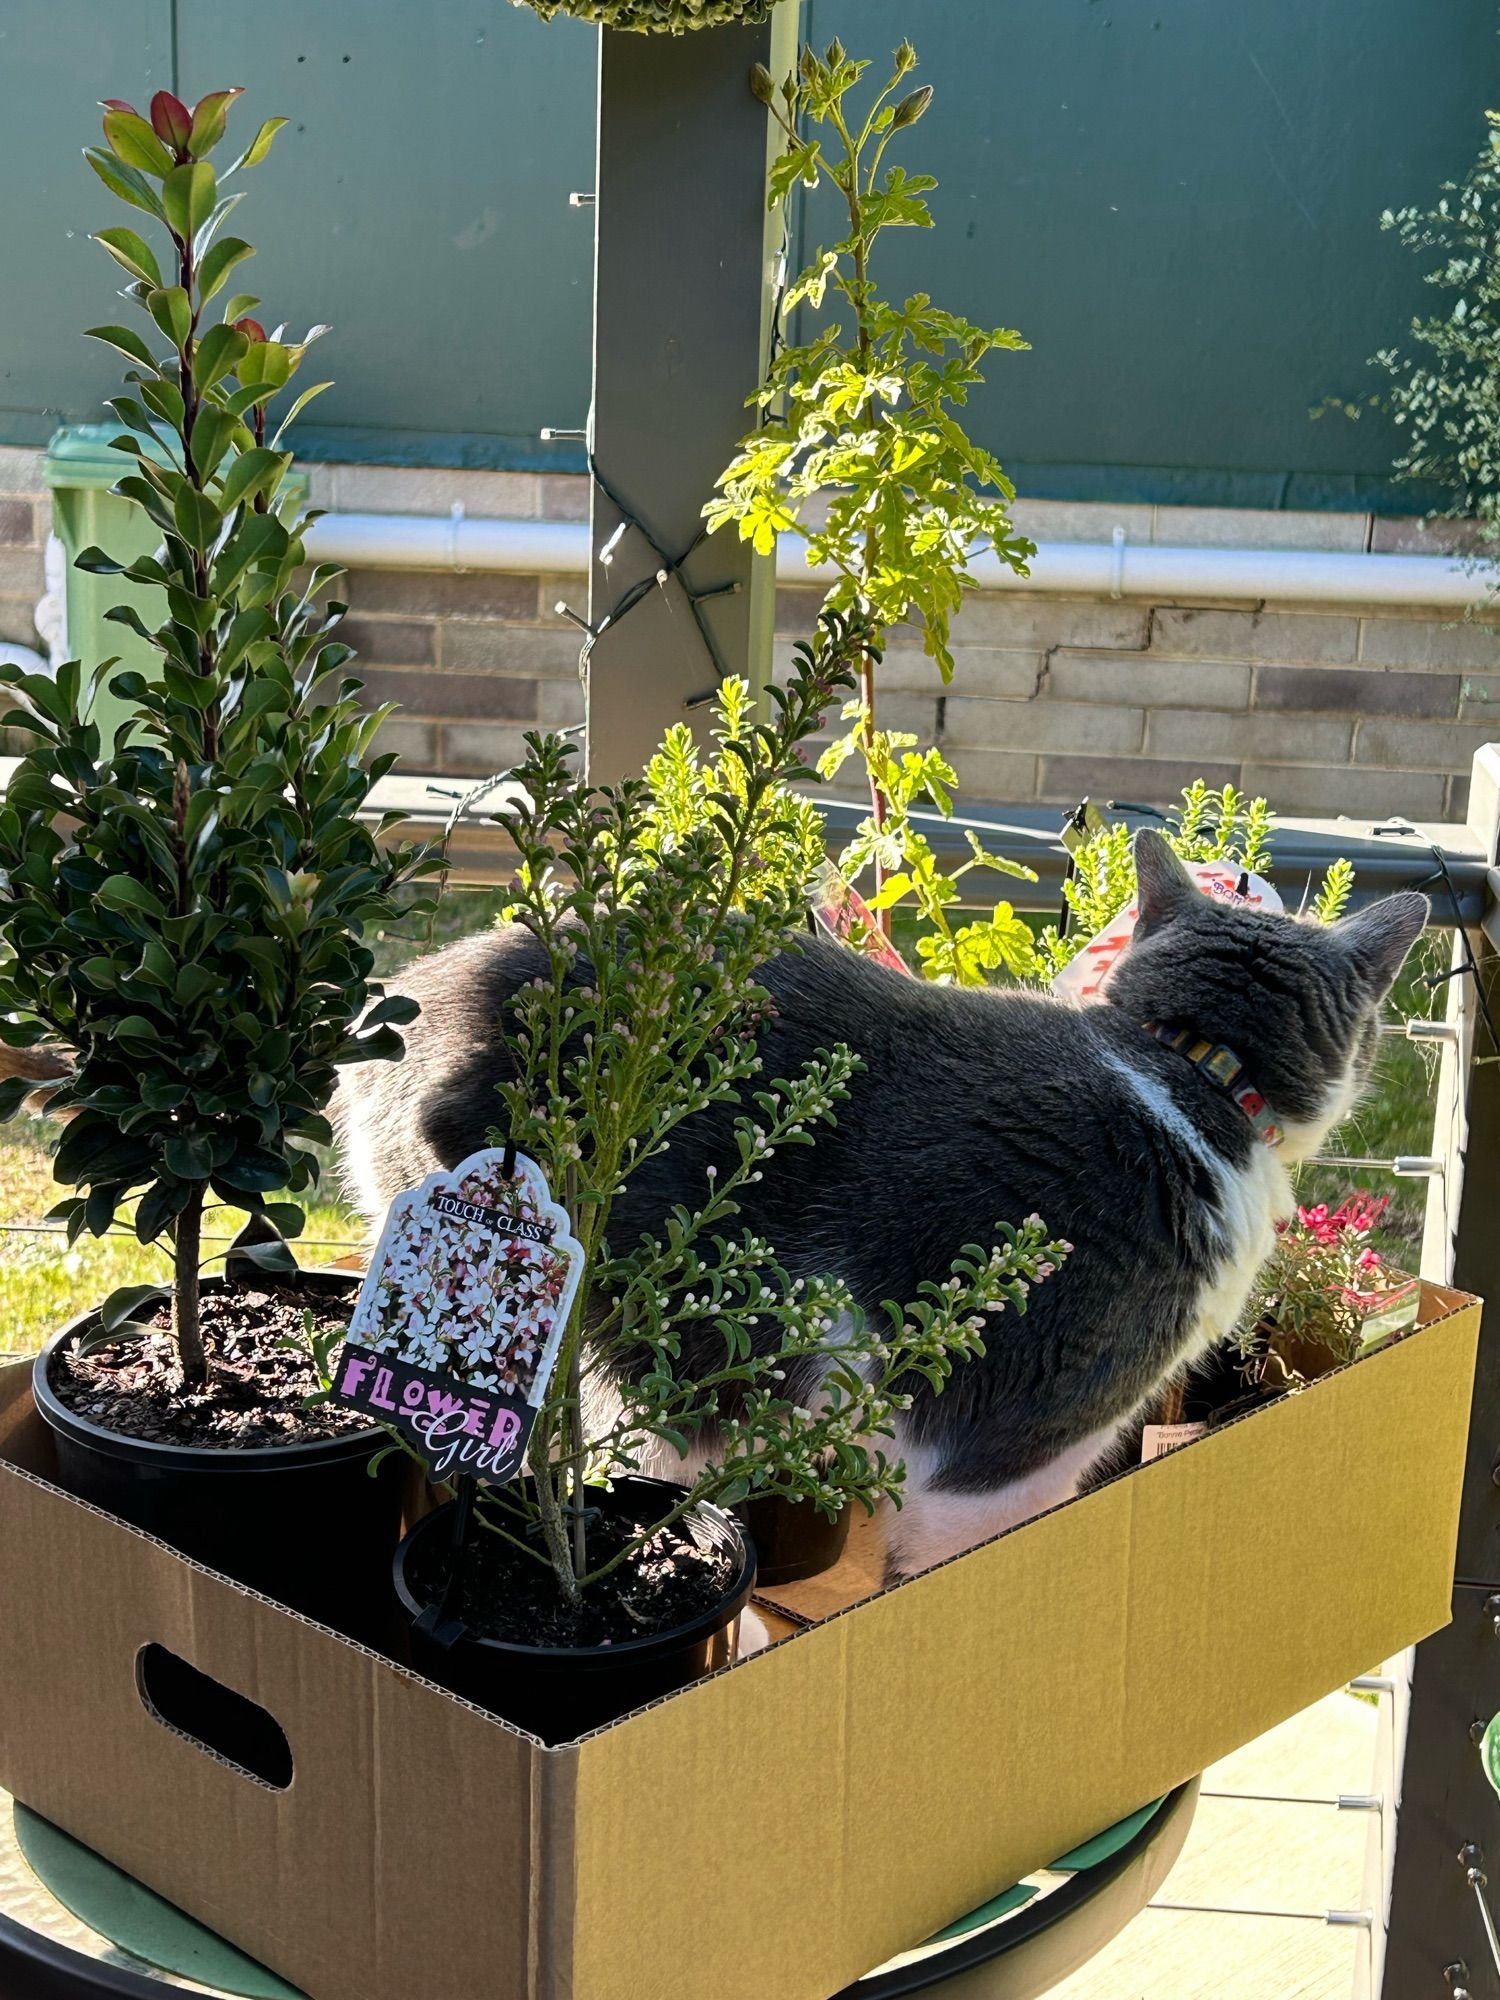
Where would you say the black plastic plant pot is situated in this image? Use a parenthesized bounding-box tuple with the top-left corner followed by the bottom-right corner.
(738, 1490, 852, 1586)
(394, 1476, 756, 1744)
(31, 1272, 406, 1650)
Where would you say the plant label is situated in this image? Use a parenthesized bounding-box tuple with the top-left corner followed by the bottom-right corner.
(810, 858, 912, 975)
(334, 1147, 584, 1487)
(1140, 1422, 1209, 1463)
(1053, 865, 1283, 1005)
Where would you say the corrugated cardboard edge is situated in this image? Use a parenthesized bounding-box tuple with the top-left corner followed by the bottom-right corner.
(0, 1289, 1480, 2000)
(0, 1363, 563, 2000)
(530, 1743, 578, 1999)
(559, 1290, 1480, 2000)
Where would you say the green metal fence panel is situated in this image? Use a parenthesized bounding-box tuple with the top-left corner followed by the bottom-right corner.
(45, 426, 170, 747)
(809, 0, 1500, 511)
(0, 0, 174, 448)
(2, 0, 1497, 506)
(170, 0, 596, 472)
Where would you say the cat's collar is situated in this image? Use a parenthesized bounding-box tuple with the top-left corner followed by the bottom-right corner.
(1140, 1022, 1284, 1148)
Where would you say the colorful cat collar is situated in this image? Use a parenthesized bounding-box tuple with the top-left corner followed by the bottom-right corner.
(1141, 1022, 1285, 1149)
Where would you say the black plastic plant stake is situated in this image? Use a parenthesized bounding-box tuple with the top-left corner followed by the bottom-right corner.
(413, 1473, 477, 1651)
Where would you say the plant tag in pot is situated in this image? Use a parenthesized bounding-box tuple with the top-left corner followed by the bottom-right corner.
(333, 1147, 584, 1486)
(1053, 864, 1283, 1005)
(810, 858, 912, 975)
(1141, 1421, 1209, 1462)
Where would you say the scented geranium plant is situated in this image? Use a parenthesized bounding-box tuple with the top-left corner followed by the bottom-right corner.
(0, 87, 436, 1384)
(1036, 781, 1354, 980)
(475, 612, 1067, 1605)
(1232, 1194, 1421, 1386)
(710, 39, 1037, 980)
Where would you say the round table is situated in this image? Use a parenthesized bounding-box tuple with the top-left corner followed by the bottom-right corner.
(0, 1778, 1199, 1999)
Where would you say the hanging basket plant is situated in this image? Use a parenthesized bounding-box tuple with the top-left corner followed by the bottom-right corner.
(511, 0, 774, 30)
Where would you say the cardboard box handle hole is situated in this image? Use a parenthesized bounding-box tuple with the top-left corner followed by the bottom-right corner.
(135, 1643, 293, 1791)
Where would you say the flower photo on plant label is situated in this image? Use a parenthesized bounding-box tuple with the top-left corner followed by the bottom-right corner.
(348, 1147, 583, 1409)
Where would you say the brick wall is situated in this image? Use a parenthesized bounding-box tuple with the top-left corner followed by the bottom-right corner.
(1, 446, 1494, 823)
(777, 583, 1497, 825)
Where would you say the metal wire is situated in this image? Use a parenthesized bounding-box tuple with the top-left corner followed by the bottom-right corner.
(0, 1220, 362, 1253)
(1463, 1859, 1500, 1981)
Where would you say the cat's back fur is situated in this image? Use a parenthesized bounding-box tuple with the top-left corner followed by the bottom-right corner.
(337, 834, 1426, 1574)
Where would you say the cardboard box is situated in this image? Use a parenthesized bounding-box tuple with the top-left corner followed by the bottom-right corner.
(0, 1285, 1479, 2000)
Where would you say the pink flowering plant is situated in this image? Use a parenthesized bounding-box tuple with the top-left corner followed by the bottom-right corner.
(1232, 1191, 1420, 1385)
(480, 611, 1069, 1606)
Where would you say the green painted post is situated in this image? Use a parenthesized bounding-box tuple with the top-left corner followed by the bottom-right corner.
(584, 2, 801, 785)
(44, 427, 166, 749)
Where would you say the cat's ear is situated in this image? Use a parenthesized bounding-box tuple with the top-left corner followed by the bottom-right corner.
(1333, 891, 1429, 998)
(1133, 829, 1197, 933)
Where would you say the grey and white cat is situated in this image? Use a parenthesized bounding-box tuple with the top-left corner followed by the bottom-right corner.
(336, 831, 1427, 1579)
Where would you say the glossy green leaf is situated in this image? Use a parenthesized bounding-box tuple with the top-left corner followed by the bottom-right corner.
(162, 161, 216, 242)
(269, 380, 332, 447)
(93, 226, 163, 287)
(192, 321, 249, 392)
(84, 323, 159, 370)
(101, 1282, 170, 1334)
(198, 235, 254, 306)
(73, 545, 126, 576)
(187, 88, 243, 156)
(163, 1134, 216, 1179)
(146, 286, 192, 348)
(97, 875, 167, 919)
(189, 406, 236, 482)
(102, 109, 175, 177)
(173, 484, 222, 553)
(83, 147, 167, 221)
(231, 118, 288, 173)
(217, 447, 287, 516)
(227, 1235, 298, 1276)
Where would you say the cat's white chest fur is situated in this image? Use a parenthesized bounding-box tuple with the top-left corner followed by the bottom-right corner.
(1102, 1051, 1287, 1363)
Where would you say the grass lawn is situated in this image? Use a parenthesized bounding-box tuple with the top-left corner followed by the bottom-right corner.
(0, 894, 1448, 1356)
(0, 884, 513, 1357)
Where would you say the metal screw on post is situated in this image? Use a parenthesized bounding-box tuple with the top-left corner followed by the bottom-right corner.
(1403, 1018, 1463, 1045)
(1485, 1596, 1500, 1637)
(1458, 1845, 1500, 1983)
(1445, 1962, 1472, 1999)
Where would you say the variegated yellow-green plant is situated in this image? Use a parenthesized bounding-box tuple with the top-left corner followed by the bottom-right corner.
(709, 39, 1037, 985)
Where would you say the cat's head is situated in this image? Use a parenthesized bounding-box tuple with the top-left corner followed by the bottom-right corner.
(1104, 830, 1428, 1161)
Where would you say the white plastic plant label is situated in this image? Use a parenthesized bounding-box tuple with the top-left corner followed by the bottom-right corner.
(810, 857, 912, 975)
(1140, 1421, 1209, 1463)
(1053, 864, 1284, 1005)
(332, 1147, 584, 1486)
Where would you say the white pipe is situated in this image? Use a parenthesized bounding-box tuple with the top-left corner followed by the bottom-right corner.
(301, 511, 1486, 609)
(305, 512, 590, 576)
